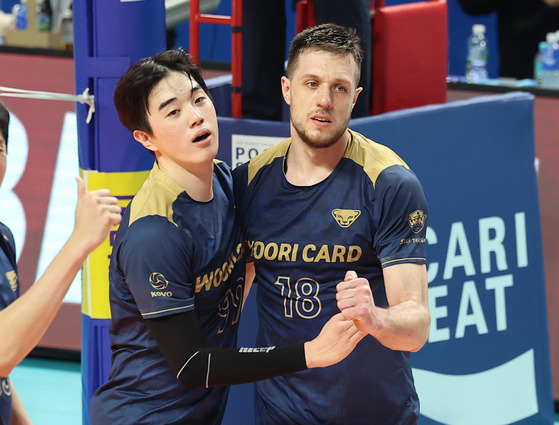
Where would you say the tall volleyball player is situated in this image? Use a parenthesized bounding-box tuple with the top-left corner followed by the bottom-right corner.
(234, 24, 431, 425)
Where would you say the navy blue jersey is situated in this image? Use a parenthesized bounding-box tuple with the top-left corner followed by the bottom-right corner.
(233, 130, 428, 425)
(0, 223, 18, 425)
(91, 161, 246, 425)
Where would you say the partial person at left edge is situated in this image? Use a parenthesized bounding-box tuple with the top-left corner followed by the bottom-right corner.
(0, 100, 122, 425)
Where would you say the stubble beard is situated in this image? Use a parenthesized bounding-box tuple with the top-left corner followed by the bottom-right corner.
(290, 109, 350, 150)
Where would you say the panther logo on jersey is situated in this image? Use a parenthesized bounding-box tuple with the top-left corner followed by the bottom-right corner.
(149, 272, 169, 290)
(408, 210, 427, 234)
(332, 209, 361, 228)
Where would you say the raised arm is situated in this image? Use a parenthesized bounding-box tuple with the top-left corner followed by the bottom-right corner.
(0, 177, 121, 376)
(336, 264, 430, 352)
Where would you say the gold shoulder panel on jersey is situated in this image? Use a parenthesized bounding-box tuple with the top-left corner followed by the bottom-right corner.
(344, 129, 410, 187)
(247, 138, 291, 185)
(129, 163, 183, 227)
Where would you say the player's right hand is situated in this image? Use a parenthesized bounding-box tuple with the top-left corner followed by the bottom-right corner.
(71, 177, 122, 253)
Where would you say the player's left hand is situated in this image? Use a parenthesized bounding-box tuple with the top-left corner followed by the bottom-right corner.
(336, 270, 378, 335)
(304, 313, 366, 368)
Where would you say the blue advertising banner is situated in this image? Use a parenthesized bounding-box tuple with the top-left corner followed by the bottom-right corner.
(218, 92, 553, 425)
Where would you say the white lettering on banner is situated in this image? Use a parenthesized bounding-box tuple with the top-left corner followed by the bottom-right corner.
(428, 275, 514, 343)
(455, 280, 488, 339)
(515, 212, 529, 267)
(231, 134, 285, 168)
(426, 213, 527, 344)
(0, 111, 81, 303)
(443, 222, 476, 279)
(36, 112, 81, 304)
(479, 216, 508, 273)
(486, 274, 514, 331)
(427, 212, 528, 283)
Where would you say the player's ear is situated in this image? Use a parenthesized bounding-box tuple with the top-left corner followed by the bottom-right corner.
(352, 86, 363, 109)
(133, 130, 158, 153)
(281, 76, 291, 106)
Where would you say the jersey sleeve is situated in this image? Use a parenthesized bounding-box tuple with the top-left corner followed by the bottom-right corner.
(117, 216, 196, 319)
(373, 165, 429, 267)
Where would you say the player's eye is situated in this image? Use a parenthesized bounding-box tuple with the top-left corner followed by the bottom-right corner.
(194, 95, 207, 104)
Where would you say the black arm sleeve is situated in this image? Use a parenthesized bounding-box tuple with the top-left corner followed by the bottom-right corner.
(145, 310, 307, 389)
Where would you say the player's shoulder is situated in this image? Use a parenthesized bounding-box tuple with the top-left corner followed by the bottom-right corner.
(345, 129, 415, 188)
(232, 138, 289, 185)
(345, 129, 409, 168)
(237, 138, 290, 185)
(214, 158, 232, 176)
(126, 165, 184, 228)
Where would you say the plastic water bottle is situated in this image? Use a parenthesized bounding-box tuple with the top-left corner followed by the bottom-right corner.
(60, 7, 73, 51)
(12, 0, 28, 31)
(466, 24, 488, 83)
(36, 0, 52, 32)
(540, 32, 559, 89)
(534, 41, 547, 88)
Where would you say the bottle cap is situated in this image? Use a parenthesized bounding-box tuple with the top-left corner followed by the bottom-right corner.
(473, 24, 486, 34)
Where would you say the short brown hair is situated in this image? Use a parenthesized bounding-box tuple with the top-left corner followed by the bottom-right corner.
(287, 23, 363, 84)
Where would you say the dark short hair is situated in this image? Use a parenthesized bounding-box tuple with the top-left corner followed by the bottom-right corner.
(287, 23, 363, 84)
(0, 100, 9, 151)
(113, 48, 210, 135)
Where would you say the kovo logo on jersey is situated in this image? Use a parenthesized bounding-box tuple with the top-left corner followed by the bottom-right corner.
(231, 134, 285, 169)
(414, 211, 544, 424)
